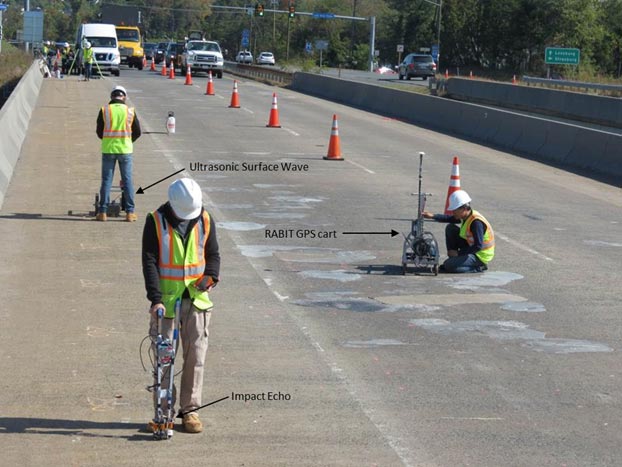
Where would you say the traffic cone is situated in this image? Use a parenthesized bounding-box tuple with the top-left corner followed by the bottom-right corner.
(184, 65, 193, 85)
(143, 56, 147, 69)
(444, 69, 449, 79)
(323, 114, 344, 161)
(205, 71, 215, 95)
(266, 93, 281, 128)
(444, 156, 461, 214)
(229, 80, 240, 108)
(512, 74, 517, 84)
(169, 64, 175, 79)
(469, 70, 473, 79)
(150, 57, 156, 71)
(161, 60, 167, 76)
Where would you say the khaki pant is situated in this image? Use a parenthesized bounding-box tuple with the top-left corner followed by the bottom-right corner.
(150, 299, 211, 415)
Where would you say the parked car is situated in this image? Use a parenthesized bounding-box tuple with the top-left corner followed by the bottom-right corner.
(165, 41, 186, 71)
(398, 53, 436, 80)
(144, 42, 157, 61)
(154, 41, 168, 64)
(256, 51, 275, 65)
(236, 50, 253, 64)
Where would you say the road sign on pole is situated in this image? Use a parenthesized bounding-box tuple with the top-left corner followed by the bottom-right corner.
(545, 47, 580, 65)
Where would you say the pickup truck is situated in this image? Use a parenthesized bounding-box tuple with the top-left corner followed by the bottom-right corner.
(182, 40, 224, 78)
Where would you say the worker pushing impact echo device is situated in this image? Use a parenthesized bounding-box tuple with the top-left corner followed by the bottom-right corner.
(401, 152, 440, 275)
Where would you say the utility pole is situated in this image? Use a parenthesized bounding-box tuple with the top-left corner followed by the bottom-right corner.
(271, 0, 277, 51)
(350, 0, 357, 65)
(421, 0, 442, 69)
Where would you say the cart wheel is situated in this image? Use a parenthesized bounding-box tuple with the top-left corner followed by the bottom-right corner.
(433, 264, 439, 276)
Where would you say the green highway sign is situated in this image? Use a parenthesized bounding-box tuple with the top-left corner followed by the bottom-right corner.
(545, 47, 580, 65)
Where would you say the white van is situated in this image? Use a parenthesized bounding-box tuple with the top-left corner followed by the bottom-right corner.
(75, 23, 121, 76)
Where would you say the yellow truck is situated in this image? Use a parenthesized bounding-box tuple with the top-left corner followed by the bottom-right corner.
(116, 25, 144, 70)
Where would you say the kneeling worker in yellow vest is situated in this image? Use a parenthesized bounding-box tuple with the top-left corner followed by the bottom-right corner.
(423, 190, 494, 273)
(142, 178, 221, 433)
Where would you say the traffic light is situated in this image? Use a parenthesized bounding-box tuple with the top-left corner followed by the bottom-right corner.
(288, 4, 295, 18)
(255, 3, 264, 17)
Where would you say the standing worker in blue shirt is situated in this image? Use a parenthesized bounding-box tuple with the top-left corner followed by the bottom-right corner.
(95, 85, 142, 222)
(423, 190, 495, 273)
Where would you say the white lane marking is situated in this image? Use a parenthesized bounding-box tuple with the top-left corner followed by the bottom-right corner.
(244, 151, 270, 156)
(439, 417, 504, 421)
(496, 232, 554, 262)
(346, 159, 375, 174)
(273, 291, 289, 302)
(242, 107, 254, 114)
(283, 127, 300, 136)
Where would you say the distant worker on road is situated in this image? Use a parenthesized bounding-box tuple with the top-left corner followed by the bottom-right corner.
(423, 190, 494, 273)
(142, 178, 221, 434)
(95, 85, 141, 222)
(83, 41, 94, 81)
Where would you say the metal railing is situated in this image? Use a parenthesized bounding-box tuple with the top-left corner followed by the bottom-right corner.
(522, 75, 622, 94)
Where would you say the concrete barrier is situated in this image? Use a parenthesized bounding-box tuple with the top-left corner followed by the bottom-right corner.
(290, 72, 622, 183)
(0, 60, 45, 209)
(447, 77, 622, 129)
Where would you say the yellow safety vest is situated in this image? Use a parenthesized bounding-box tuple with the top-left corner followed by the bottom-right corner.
(101, 104, 134, 154)
(152, 210, 214, 318)
(83, 47, 93, 64)
(459, 210, 495, 264)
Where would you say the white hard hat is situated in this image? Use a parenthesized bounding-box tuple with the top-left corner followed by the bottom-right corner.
(45, 40, 51, 46)
(64, 42, 69, 47)
(85, 41, 91, 49)
(168, 178, 203, 220)
(447, 190, 472, 211)
(111, 85, 127, 97)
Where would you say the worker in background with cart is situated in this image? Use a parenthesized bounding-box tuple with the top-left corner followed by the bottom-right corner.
(95, 85, 141, 222)
(423, 190, 494, 273)
(142, 178, 221, 434)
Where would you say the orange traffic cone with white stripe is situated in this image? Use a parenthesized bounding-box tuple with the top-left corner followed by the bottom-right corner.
(229, 80, 240, 108)
(184, 65, 193, 85)
(444, 69, 449, 79)
(266, 93, 281, 128)
(444, 156, 461, 214)
(143, 56, 147, 69)
(169, 64, 175, 79)
(323, 114, 344, 161)
(161, 60, 167, 76)
(150, 57, 156, 71)
(205, 71, 215, 95)
(512, 74, 517, 84)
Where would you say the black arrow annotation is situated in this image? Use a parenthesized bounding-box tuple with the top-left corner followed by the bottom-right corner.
(342, 229, 399, 237)
(177, 395, 230, 418)
(136, 168, 185, 194)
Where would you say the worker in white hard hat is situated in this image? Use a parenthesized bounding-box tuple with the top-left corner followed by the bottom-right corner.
(142, 178, 221, 434)
(82, 41, 94, 81)
(423, 189, 495, 273)
(61, 42, 72, 75)
(95, 85, 142, 221)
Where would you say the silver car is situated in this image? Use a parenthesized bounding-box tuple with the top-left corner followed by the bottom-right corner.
(257, 52, 275, 65)
(236, 50, 253, 64)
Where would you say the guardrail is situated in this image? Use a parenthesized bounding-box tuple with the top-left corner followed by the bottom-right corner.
(224, 62, 293, 85)
(522, 75, 622, 94)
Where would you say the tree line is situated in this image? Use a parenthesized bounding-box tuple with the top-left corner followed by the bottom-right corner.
(2, 0, 621, 77)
